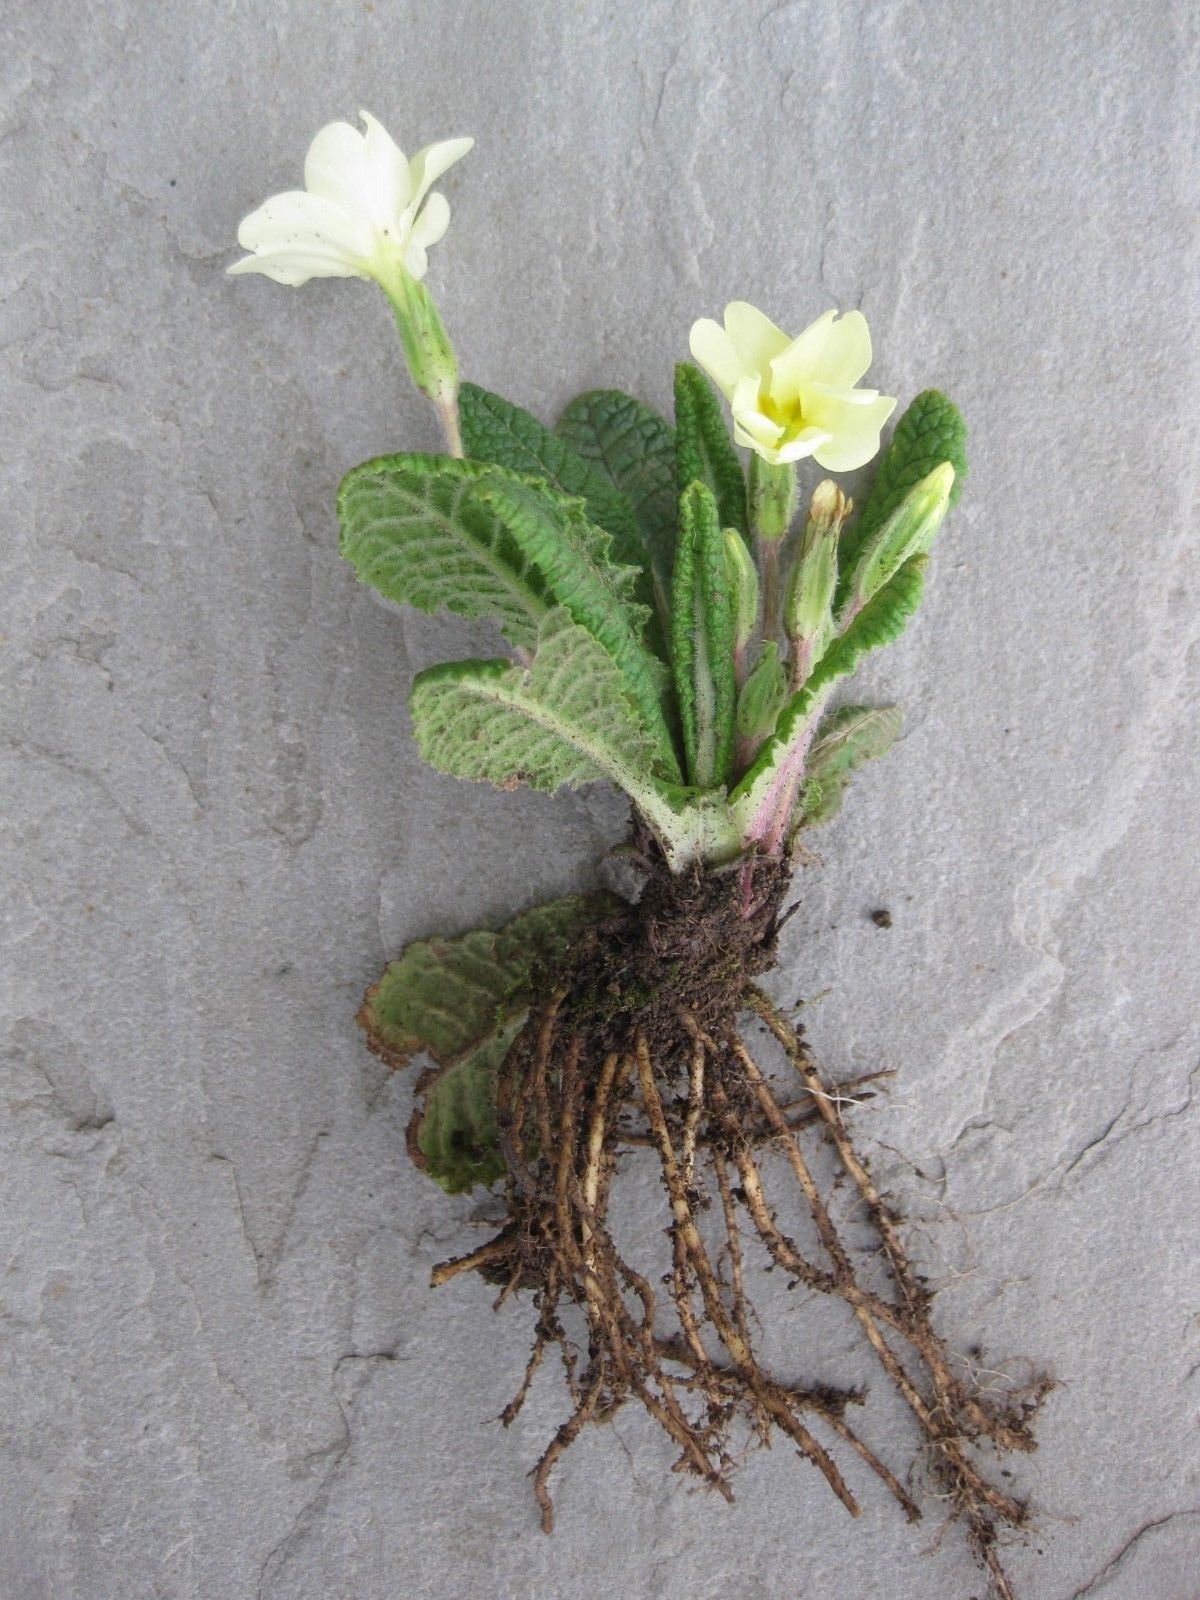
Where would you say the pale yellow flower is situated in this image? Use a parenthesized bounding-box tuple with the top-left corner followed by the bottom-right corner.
(228, 111, 472, 289)
(689, 302, 896, 471)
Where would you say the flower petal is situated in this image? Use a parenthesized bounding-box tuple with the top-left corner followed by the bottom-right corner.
(809, 393, 897, 472)
(771, 308, 873, 395)
(235, 190, 373, 266)
(410, 191, 451, 251)
(227, 247, 364, 285)
(773, 425, 833, 464)
(723, 301, 791, 375)
(359, 110, 415, 230)
(408, 136, 474, 212)
(305, 121, 374, 213)
(689, 318, 744, 397)
(768, 309, 837, 394)
(731, 393, 785, 453)
(816, 309, 873, 387)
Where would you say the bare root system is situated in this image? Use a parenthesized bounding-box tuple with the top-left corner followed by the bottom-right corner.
(427, 850, 1049, 1598)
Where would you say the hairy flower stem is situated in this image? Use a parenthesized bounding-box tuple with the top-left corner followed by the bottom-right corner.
(435, 390, 464, 458)
(759, 539, 781, 646)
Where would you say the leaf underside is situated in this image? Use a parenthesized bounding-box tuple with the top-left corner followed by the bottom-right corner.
(409, 607, 676, 802)
(799, 704, 902, 828)
(339, 453, 678, 773)
(359, 892, 615, 1193)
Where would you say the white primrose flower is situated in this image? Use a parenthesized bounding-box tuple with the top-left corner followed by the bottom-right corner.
(690, 302, 896, 472)
(228, 110, 473, 289)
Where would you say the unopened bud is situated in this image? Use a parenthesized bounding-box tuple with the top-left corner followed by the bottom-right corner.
(724, 529, 759, 652)
(784, 480, 849, 649)
(736, 641, 787, 740)
(852, 462, 954, 609)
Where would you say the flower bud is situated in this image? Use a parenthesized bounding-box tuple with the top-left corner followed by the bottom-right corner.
(736, 641, 787, 741)
(850, 462, 955, 612)
(784, 481, 849, 662)
(724, 529, 759, 654)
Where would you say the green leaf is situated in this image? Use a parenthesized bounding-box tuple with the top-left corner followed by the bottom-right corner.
(671, 482, 736, 788)
(358, 892, 615, 1194)
(673, 363, 748, 537)
(731, 558, 928, 842)
(358, 892, 609, 1068)
(338, 454, 678, 774)
(338, 452, 549, 649)
(412, 1024, 519, 1194)
(471, 473, 678, 771)
(838, 391, 966, 602)
(799, 705, 902, 828)
(556, 388, 677, 626)
(458, 382, 665, 653)
(409, 607, 699, 856)
(736, 640, 787, 742)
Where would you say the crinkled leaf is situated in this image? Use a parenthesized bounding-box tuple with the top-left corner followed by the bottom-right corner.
(556, 389, 677, 617)
(338, 452, 549, 648)
(410, 1023, 520, 1194)
(472, 473, 677, 770)
(838, 391, 966, 602)
(339, 454, 677, 774)
(409, 607, 695, 852)
(798, 705, 902, 829)
(358, 892, 610, 1069)
(360, 892, 615, 1195)
(671, 482, 736, 789)
(458, 382, 665, 654)
(674, 363, 748, 537)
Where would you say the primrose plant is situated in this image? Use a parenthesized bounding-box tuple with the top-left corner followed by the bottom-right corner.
(231, 112, 1040, 1600)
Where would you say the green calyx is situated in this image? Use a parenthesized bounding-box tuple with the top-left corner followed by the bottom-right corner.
(385, 269, 459, 407)
(748, 454, 797, 544)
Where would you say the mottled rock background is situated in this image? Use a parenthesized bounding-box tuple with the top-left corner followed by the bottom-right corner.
(2, 2, 1198, 1596)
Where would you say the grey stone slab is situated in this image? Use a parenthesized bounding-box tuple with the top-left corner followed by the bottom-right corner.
(2, 0, 1198, 1596)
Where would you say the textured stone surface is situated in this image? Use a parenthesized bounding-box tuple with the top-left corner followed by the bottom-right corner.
(2, 1, 1198, 1596)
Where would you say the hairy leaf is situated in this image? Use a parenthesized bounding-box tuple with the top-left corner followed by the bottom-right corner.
(411, 1023, 520, 1193)
(361, 892, 615, 1195)
(799, 704, 902, 828)
(671, 482, 736, 789)
(358, 892, 609, 1068)
(339, 454, 677, 772)
(459, 382, 664, 651)
(674, 363, 748, 537)
(838, 391, 966, 599)
(409, 607, 696, 850)
(471, 473, 677, 769)
(338, 452, 549, 648)
(556, 389, 677, 616)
